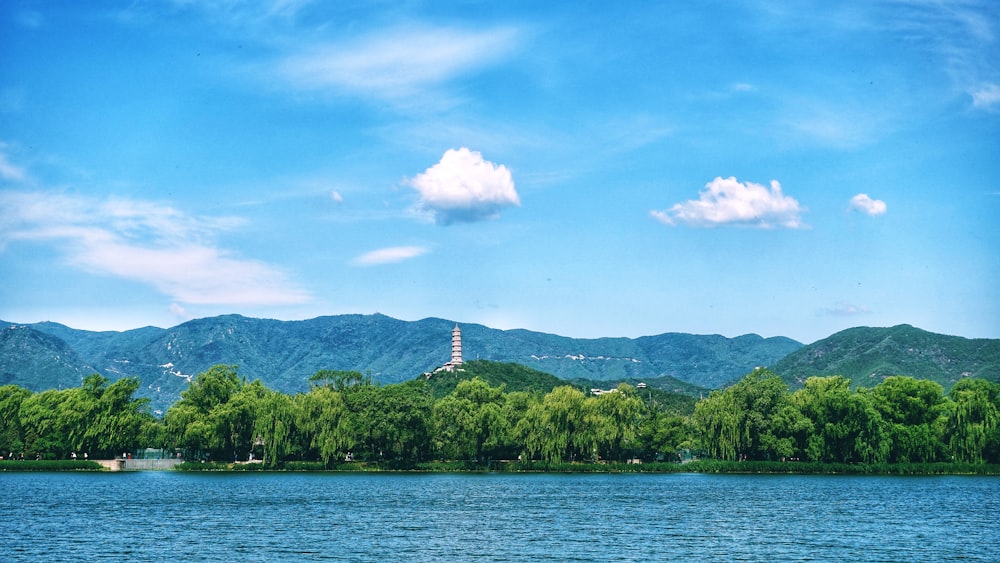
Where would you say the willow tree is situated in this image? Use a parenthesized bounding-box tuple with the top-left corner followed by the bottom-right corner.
(693, 369, 793, 461)
(432, 377, 507, 461)
(252, 387, 298, 466)
(82, 375, 153, 458)
(793, 376, 888, 463)
(164, 364, 244, 460)
(947, 378, 1000, 463)
(588, 384, 646, 461)
(864, 376, 947, 463)
(295, 386, 353, 465)
(18, 387, 93, 459)
(0, 385, 31, 456)
(516, 386, 589, 463)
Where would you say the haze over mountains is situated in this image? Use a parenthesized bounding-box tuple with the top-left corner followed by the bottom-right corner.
(2, 314, 997, 414)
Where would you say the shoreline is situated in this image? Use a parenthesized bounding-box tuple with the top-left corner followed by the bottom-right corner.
(5, 459, 997, 476)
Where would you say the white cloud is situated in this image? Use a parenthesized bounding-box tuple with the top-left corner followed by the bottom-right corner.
(0, 146, 27, 182)
(407, 148, 520, 225)
(971, 83, 1000, 109)
(352, 245, 429, 266)
(848, 193, 887, 216)
(822, 302, 873, 316)
(277, 26, 519, 101)
(330, 190, 344, 203)
(651, 176, 805, 229)
(169, 302, 191, 322)
(0, 190, 311, 306)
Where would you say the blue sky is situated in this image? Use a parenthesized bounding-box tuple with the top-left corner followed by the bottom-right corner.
(1, 1, 998, 344)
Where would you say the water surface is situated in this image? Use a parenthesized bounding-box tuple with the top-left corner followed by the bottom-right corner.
(2, 472, 997, 561)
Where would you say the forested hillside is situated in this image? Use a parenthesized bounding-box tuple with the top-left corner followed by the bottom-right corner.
(2, 314, 800, 413)
(0, 325, 95, 389)
(423, 360, 570, 398)
(3, 364, 997, 469)
(773, 325, 1000, 390)
(5, 316, 997, 416)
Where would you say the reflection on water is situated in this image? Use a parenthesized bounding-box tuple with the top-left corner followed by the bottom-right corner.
(2, 472, 998, 561)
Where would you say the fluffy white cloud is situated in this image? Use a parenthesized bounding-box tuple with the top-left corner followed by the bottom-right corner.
(278, 26, 519, 100)
(651, 176, 805, 229)
(849, 193, 887, 216)
(407, 148, 520, 224)
(0, 190, 311, 306)
(352, 245, 429, 266)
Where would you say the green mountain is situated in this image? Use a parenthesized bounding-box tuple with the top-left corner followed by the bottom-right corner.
(0, 324, 96, 389)
(423, 360, 570, 398)
(772, 324, 1000, 390)
(423, 360, 703, 415)
(2, 313, 800, 413)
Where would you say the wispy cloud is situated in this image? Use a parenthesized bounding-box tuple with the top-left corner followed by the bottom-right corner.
(848, 193, 887, 216)
(0, 145, 28, 182)
(971, 83, 1000, 110)
(352, 245, 429, 266)
(407, 148, 520, 225)
(780, 105, 885, 149)
(822, 302, 873, 316)
(871, 0, 999, 110)
(276, 25, 520, 102)
(651, 176, 806, 229)
(0, 190, 311, 306)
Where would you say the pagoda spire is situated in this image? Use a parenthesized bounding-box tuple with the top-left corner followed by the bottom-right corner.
(450, 324, 463, 366)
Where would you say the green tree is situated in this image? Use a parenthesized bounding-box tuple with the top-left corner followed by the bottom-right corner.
(432, 377, 507, 461)
(0, 385, 31, 457)
(793, 376, 888, 463)
(516, 386, 589, 462)
(946, 378, 1000, 463)
(640, 412, 694, 460)
(356, 381, 433, 463)
(588, 384, 646, 461)
(215, 379, 270, 462)
(253, 388, 298, 466)
(308, 369, 370, 391)
(83, 376, 153, 458)
(865, 376, 947, 462)
(501, 390, 538, 459)
(295, 386, 353, 466)
(164, 365, 244, 460)
(18, 388, 84, 458)
(693, 369, 793, 461)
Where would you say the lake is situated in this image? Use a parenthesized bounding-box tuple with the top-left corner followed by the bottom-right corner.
(2, 471, 997, 561)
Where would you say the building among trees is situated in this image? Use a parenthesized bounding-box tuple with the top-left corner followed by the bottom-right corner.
(449, 324, 463, 367)
(426, 324, 464, 377)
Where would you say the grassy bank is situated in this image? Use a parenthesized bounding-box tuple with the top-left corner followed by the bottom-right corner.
(170, 459, 1000, 475)
(0, 460, 105, 472)
(513, 460, 1000, 475)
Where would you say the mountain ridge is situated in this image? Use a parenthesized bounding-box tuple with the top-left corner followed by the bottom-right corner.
(5, 316, 997, 415)
(772, 324, 1000, 390)
(2, 314, 801, 412)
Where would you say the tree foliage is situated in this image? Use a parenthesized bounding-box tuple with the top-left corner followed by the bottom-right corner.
(3, 362, 998, 467)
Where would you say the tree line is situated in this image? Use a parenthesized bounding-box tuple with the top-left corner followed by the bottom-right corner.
(1, 365, 998, 466)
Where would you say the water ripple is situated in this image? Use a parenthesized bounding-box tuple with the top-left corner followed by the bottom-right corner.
(1, 472, 997, 562)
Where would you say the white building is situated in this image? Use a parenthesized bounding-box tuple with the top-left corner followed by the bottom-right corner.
(428, 324, 465, 376)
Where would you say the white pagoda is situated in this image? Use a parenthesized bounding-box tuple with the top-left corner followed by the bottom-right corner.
(428, 324, 465, 376)
(449, 324, 463, 366)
